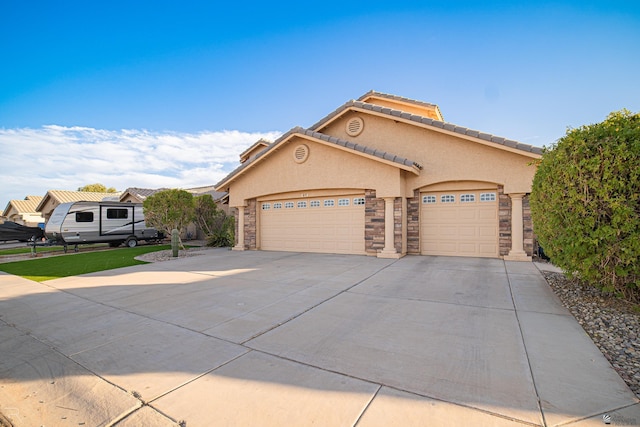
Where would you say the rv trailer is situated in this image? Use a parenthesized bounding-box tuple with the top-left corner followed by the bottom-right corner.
(45, 201, 164, 248)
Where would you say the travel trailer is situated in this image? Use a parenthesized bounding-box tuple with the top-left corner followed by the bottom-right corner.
(45, 201, 163, 247)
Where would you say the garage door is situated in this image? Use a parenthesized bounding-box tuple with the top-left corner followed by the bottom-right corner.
(420, 190, 498, 257)
(260, 194, 365, 254)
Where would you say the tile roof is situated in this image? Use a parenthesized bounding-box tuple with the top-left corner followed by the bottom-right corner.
(311, 99, 543, 156)
(36, 190, 121, 212)
(121, 187, 168, 200)
(186, 186, 228, 200)
(357, 90, 444, 120)
(8, 196, 43, 214)
(239, 138, 271, 160)
(215, 127, 421, 190)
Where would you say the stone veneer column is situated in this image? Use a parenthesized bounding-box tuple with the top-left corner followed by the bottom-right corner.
(233, 206, 245, 251)
(379, 197, 401, 259)
(504, 193, 531, 261)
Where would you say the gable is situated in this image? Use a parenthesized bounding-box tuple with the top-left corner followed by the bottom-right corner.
(222, 133, 415, 206)
(318, 111, 539, 193)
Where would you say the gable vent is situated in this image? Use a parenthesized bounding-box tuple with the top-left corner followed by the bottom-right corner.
(346, 116, 364, 137)
(293, 144, 309, 163)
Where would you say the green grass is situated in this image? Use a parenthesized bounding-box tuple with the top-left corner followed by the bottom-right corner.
(0, 245, 172, 282)
(0, 244, 106, 256)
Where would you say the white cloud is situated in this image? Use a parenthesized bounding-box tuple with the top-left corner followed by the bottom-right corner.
(0, 126, 281, 209)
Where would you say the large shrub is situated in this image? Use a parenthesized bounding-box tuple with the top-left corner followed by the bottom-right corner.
(530, 110, 640, 302)
(193, 194, 235, 247)
(143, 189, 194, 237)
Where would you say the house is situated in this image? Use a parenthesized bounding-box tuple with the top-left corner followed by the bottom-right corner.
(216, 91, 542, 261)
(36, 190, 121, 221)
(2, 196, 45, 227)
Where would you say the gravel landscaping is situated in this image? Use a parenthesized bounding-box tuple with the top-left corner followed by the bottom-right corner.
(542, 270, 640, 398)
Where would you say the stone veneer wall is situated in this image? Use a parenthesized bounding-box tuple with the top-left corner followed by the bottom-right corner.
(364, 190, 385, 255)
(498, 188, 534, 257)
(244, 199, 257, 250)
(498, 186, 511, 256)
(523, 195, 533, 256)
(394, 197, 403, 253)
(407, 191, 420, 254)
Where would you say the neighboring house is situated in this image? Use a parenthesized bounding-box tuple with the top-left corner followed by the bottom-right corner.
(2, 196, 45, 227)
(216, 91, 542, 261)
(119, 187, 169, 204)
(37, 190, 121, 222)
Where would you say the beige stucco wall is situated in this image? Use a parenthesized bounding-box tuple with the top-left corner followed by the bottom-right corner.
(321, 111, 538, 194)
(362, 98, 440, 120)
(226, 135, 407, 207)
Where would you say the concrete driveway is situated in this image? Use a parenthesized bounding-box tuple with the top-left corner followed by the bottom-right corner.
(0, 250, 638, 426)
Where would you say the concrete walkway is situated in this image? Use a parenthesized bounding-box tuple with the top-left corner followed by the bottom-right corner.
(0, 250, 638, 426)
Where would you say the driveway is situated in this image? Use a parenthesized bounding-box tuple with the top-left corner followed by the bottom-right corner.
(0, 250, 638, 426)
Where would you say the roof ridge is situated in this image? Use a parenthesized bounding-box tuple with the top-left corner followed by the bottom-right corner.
(350, 100, 542, 155)
(357, 90, 440, 110)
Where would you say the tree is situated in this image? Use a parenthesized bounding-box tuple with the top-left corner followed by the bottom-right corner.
(77, 183, 117, 193)
(530, 110, 640, 302)
(142, 189, 194, 244)
(193, 195, 235, 247)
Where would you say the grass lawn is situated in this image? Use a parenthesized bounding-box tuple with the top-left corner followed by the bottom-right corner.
(0, 244, 105, 256)
(0, 245, 172, 282)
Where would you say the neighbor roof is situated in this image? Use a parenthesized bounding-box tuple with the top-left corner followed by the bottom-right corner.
(3, 196, 43, 216)
(311, 99, 543, 156)
(215, 126, 422, 191)
(120, 187, 168, 201)
(36, 190, 121, 212)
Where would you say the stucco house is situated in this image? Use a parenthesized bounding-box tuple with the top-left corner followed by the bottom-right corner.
(2, 196, 45, 227)
(216, 91, 542, 261)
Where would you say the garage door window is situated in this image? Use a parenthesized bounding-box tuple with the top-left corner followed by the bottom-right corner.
(274, 202, 282, 209)
(422, 195, 436, 204)
(441, 195, 455, 203)
(480, 193, 496, 202)
(310, 200, 320, 207)
(285, 202, 294, 209)
(262, 203, 271, 210)
(338, 198, 350, 206)
(460, 194, 475, 203)
(353, 197, 365, 205)
(324, 200, 335, 207)
(297, 201, 307, 208)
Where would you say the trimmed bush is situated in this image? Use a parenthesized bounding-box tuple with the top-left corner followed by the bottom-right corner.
(530, 110, 640, 302)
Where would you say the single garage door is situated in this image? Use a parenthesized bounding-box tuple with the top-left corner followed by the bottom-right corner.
(260, 194, 365, 254)
(420, 189, 498, 257)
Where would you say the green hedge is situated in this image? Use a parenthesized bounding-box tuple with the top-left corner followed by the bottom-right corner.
(530, 110, 640, 302)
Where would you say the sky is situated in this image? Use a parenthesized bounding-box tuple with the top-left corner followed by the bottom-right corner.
(1, 0, 639, 210)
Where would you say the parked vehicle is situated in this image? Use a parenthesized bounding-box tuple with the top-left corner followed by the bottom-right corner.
(45, 201, 164, 248)
(0, 221, 45, 242)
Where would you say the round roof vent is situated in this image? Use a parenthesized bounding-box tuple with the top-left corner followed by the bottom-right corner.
(346, 116, 364, 137)
(293, 144, 309, 163)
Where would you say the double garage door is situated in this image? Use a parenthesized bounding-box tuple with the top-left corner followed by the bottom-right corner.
(259, 193, 365, 255)
(420, 189, 498, 258)
(258, 189, 498, 257)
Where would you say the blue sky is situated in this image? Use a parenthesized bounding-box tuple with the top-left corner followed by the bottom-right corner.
(1, 1, 639, 209)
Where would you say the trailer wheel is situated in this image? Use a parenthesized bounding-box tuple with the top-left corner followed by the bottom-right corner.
(125, 237, 138, 248)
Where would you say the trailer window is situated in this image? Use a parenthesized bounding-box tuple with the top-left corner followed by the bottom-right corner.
(75, 212, 94, 222)
(107, 208, 128, 219)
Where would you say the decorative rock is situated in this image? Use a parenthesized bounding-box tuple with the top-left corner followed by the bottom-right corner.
(542, 271, 640, 398)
